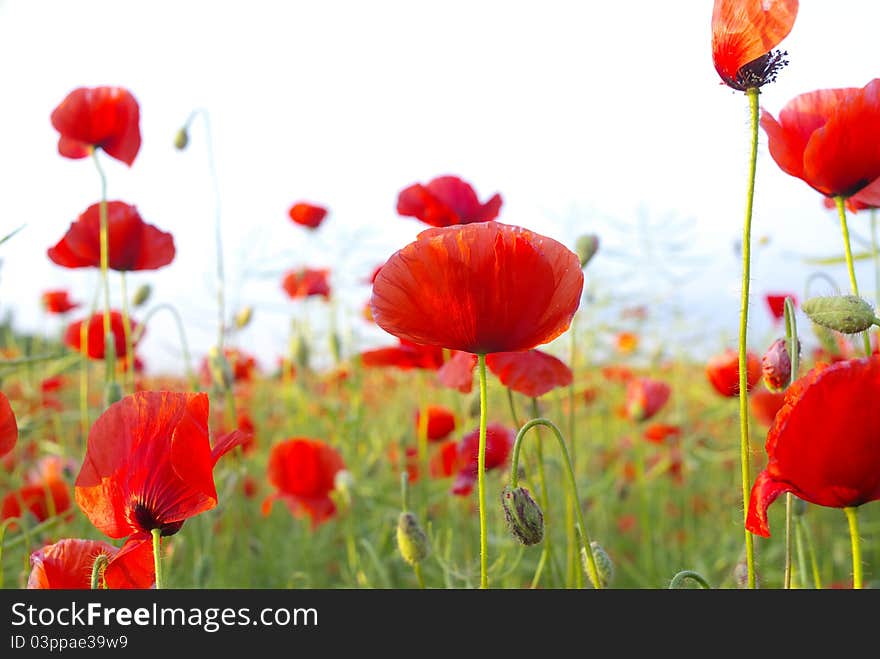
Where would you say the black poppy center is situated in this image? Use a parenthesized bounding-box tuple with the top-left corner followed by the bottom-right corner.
(132, 502, 184, 537)
(731, 50, 789, 91)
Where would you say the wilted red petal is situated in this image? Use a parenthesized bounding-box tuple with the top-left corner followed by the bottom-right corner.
(371, 222, 583, 354)
(0, 392, 17, 458)
(75, 392, 219, 539)
(50, 86, 141, 165)
(486, 349, 572, 398)
(288, 202, 328, 229)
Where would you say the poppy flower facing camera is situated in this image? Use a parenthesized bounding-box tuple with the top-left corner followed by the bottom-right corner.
(50, 86, 141, 166)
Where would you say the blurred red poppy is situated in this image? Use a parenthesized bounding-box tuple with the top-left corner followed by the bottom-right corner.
(75, 392, 247, 546)
(711, 0, 798, 91)
(761, 79, 880, 198)
(41, 290, 80, 314)
(0, 392, 17, 458)
(48, 201, 175, 271)
(615, 331, 639, 354)
(430, 440, 460, 479)
(27, 537, 154, 590)
(1, 478, 71, 528)
(601, 364, 634, 383)
(451, 422, 514, 496)
(706, 348, 761, 397)
(415, 405, 457, 442)
(437, 351, 477, 393)
(199, 347, 259, 386)
(282, 267, 331, 300)
(371, 222, 583, 355)
(625, 377, 672, 422)
(359, 339, 444, 371)
(747, 357, 880, 536)
(288, 202, 328, 230)
(396, 175, 502, 228)
(643, 423, 682, 445)
(50, 86, 141, 166)
(749, 385, 786, 427)
(64, 311, 140, 360)
(262, 438, 345, 529)
(764, 293, 795, 322)
(486, 349, 572, 398)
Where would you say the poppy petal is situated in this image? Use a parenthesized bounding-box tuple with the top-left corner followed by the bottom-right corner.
(0, 392, 17, 458)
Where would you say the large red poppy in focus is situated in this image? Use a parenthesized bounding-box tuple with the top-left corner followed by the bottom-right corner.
(396, 175, 502, 228)
(486, 349, 572, 398)
(370, 222, 583, 355)
(51, 86, 141, 166)
(27, 537, 154, 590)
(48, 201, 175, 271)
(64, 311, 140, 360)
(75, 392, 246, 544)
(0, 392, 17, 458)
(711, 0, 798, 91)
(706, 348, 761, 397)
(262, 438, 345, 529)
(761, 79, 880, 198)
(747, 357, 880, 536)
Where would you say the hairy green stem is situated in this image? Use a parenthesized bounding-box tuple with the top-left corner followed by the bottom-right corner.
(835, 196, 872, 356)
(844, 506, 863, 589)
(152, 528, 163, 589)
(91, 150, 116, 392)
(668, 570, 712, 589)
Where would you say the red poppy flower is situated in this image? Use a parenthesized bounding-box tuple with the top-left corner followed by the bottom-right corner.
(388, 443, 420, 483)
(746, 357, 880, 536)
(261, 438, 345, 529)
(600, 364, 634, 383)
(749, 385, 786, 427)
(761, 79, 880, 198)
(47, 201, 175, 271)
(288, 202, 328, 230)
(625, 377, 672, 422)
(706, 348, 761, 397)
(282, 267, 331, 300)
(764, 293, 796, 322)
(0, 391, 17, 458)
(486, 349, 572, 398)
(41, 290, 80, 314)
(415, 405, 457, 442)
(75, 392, 247, 544)
(50, 86, 141, 166)
(711, 0, 798, 91)
(643, 423, 682, 445)
(64, 311, 140, 360)
(450, 422, 514, 496)
(396, 175, 502, 228)
(1, 478, 71, 527)
(27, 538, 154, 590)
(430, 440, 460, 479)
(371, 222, 583, 355)
(199, 347, 259, 386)
(437, 350, 477, 393)
(359, 339, 444, 371)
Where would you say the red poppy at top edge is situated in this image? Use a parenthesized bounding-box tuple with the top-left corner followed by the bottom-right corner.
(746, 357, 880, 537)
(288, 202, 328, 230)
(396, 175, 502, 227)
(50, 86, 141, 166)
(761, 79, 880, 198)
(486, 349, 572, 398)
(370, 222, 584, 355)
(48, 201, 175, 271)
(711, 0, 798, 91)
(0, 391, 18, 458)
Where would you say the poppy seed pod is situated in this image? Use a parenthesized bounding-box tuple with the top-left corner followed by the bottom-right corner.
(500, 485, 544, 546)
(583, 541, 614, 589)
(397, 511, 430, 565)
(575, 234, 599, 269)
(802, 295, 876, 334)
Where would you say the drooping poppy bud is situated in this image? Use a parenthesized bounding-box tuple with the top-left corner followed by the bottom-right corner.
(583, 541, 614, 589)
(397, 511, 430, 565)
(802, 295, 877, 335)
(500, 485, 544, 546)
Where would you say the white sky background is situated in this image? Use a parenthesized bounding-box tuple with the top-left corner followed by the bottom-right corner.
(0, 0, 877, 374)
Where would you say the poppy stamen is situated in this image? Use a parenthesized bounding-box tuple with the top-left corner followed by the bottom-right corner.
(131, 501, 184, 537)
(732, 50, 789, 91)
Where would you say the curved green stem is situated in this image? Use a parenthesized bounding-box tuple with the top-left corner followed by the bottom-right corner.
(844, 506, 863, 589)
(90, 554, 110, 590)
(835, 196, 872, 356)
(152, 528, 163, 589)
(736, 86, 760, 588)
(477, 353, 489, 589)
(668, 570, 712, 589)
(529, 397, 553, 589)
(132, 303, 198, 390)
(509, 417, 601, 588)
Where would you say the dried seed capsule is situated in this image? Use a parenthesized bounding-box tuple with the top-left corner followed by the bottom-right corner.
(802, 295, 876, 334)
(500, 485, 544, 546)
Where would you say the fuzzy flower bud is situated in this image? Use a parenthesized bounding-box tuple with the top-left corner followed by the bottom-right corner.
(131, 283, 152, 308)
(575, 234, 600, 269)
(500, 485, 544, 546)
(761, 337, 799, 392)
(397, 511, 429, 565)
(582, 540, 614, 589)
(173, 127, 189, 151)
(802, 295, 876, 334)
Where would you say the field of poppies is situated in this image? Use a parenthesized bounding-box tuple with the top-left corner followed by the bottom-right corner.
(2, 0, 880, 591)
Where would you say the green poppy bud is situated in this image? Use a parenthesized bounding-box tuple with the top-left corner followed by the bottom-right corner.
(500, 485, 544, 546)
(234, 306, 253, 330)
(208, 346, 233, 391)
(802, 295, 876, 334)
(397, 511, 429, 566)
(583, 540, 614, 589)
(173, 127, 189, 151)
(575, 234, 600, 269)
(131, 283, 152, 308)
